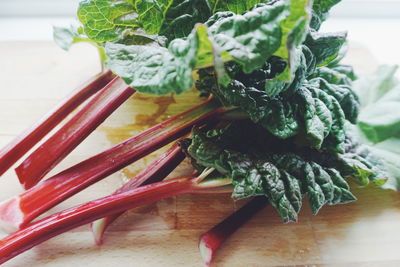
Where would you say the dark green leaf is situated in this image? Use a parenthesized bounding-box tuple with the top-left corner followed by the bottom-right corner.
(311, 0, 341, 30)
(309, 78, 360, 124)
(184, 122, 385, 222)
(264, 0, 312, 96)
(305, 30, 347, 66)
(106, 2, 289, 94)
(210, 0, 265, 14)
(135, 0, 212, 41)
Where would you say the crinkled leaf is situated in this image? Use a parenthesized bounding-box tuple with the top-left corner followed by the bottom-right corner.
(197, 67, 348, 152)
(184, 122, 387, 222)
(78, 0, 139, 42)
(106, 2, 289, 94)
(205, 1, 288, 73)
(305, 30, 347, 66)
(308, 66, 352, 86)
(264, 0, 312, 96)
(309, 78, 360, 124)
(209, 0, 265, 14)
(135, 0, 212, 41)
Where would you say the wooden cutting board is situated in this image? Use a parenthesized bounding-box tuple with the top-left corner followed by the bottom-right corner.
(0, 41, 399, 267)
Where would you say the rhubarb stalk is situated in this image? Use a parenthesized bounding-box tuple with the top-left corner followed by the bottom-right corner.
(91, 143, 186, 245)
(0, 70, 113, 178)
(198, 196, 268, 266)
(15, 77, 134, 189)
(0, 100, 223, 230)
(0, 171, 231, 264)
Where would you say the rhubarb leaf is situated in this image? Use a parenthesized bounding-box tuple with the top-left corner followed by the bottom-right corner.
(186, 121, 384, 222)
(349, 65, 400, 190)
(209, 0, 265, 14)
(53, 25, 89, 51)
(305, 31, 347, 66)
(311, 0, 341, 30)
(106, 2, 289, 94)
(135, 0, 212, 41)
(78, 0, 139, 42)
(309, 78, 360, 124)
(266, 0, 312, 86)
(53, 24, 108, 64)
(196, 57, 355, 153)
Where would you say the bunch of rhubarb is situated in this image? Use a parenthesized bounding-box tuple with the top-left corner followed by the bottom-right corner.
(0, 0, 398, 265)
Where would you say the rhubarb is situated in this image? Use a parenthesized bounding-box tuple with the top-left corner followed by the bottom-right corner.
(199, 197, 268, 266)
(0, 0, 396, 265)
(15, 77, 134, 189)
(0, 70, 113, 178)
(91, 143, 186, 245)
(0, 171, 230, 264)
(0, 100, 224, 230)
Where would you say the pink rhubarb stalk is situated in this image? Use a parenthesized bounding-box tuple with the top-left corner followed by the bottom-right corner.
(0, 100, 223, 231)
(199, 196, 268, 266)
(91, 143, 186, 245)
(0, 71, 114, 178)
(0, 172, 230, 264)
(15, 77, 134, 189)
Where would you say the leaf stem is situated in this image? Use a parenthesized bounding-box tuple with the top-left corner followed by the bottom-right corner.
(0, 71, 114, 178)
(91, 143, 186, 245)
(199, 197, 268, 266)
(0, 173, 230, 264)
(0, 99, 224, 230)
(15, 77, 135, 189)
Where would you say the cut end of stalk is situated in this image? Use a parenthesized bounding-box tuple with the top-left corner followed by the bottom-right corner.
(199, 236, 214, 267)
(15, 167, 32, 190)
(0, 196, 24, 233)
(90, 219, 107, 246)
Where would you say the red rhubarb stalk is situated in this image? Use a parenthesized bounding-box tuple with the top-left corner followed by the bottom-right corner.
(199, 196, 268, 266)
(0, 171, 230, 264)
(15, 77, 134, 189)
(0, 71, 113, 178)
(0, 100, 223, 230)
(91, 143, 186, 245)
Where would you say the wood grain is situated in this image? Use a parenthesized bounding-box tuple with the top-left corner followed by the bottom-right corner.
(0, 41, 399, 267)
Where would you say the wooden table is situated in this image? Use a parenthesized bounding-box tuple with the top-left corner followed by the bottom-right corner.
(0, 41, 399, 267)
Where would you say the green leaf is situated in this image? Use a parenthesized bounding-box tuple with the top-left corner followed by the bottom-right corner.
(264, 0, 312, 96)
(53, 25, 87, 51)
(309, 78, 360, 124)
(135, 0, 212, 41)
(106, 2, 289, 94)
(197, 67, 349, 152)
(78, 0, 139, 42)
(210, 0, 265, 14)
(369, 139, 400, 190)
(184, 121, 380, 222)
(311, 0, 341, 30)
(206, 1, 288, 73)
(353, 65, 400, 143)
(104, 34, 196, 94)
(308, 66, 353, 86)
(353, 65, 399, 108)
(53, 25, 108, 64)
(345, 65, 400, 190)
(305, 30, 347, 66)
